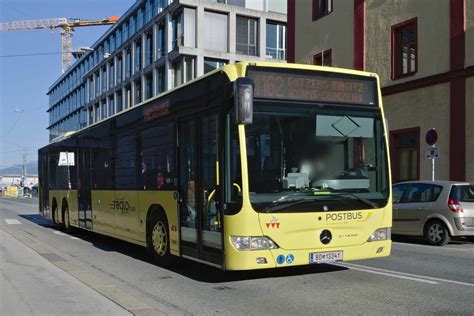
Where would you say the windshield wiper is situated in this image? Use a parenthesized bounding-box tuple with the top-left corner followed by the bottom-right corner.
(326, 192, 379, 209)
(264, 199, 319, 213)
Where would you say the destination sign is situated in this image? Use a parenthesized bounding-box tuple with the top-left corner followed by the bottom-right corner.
(247, 69, 377, 106)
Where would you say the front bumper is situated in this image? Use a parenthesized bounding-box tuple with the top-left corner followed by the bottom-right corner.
(224, 240, 391, 271)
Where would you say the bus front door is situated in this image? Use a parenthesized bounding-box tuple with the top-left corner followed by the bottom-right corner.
(178, 112, 223, 267)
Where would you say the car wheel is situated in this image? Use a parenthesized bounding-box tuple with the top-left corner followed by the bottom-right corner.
(424, 220, 450, 246)
(147, 211, 175, 267)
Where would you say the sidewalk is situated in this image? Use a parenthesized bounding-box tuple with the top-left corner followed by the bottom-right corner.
(0, 229, 130, 316)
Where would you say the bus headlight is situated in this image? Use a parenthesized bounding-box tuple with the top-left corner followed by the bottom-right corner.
(367, 228, 391, 242)
(231, 236, 278, 250)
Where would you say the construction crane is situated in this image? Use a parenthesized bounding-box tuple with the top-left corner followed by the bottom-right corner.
(0, 16, 120, 73)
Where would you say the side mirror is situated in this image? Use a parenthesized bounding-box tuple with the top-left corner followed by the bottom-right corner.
(234, 77, 254, 125)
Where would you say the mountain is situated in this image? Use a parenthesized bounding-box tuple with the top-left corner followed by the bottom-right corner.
(0, 161, 38, 176)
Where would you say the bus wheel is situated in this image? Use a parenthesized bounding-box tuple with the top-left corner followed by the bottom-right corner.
(52, 204, 59, 226)
(62, 206, 73, 233)
(424, 220, 450, 246)
(148, 212, 174, 267)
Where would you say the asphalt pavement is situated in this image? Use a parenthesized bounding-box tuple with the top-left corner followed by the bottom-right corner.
(1, 196, 473, 315)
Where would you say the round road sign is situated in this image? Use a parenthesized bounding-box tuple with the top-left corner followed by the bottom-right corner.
(425, 128, 438, 146)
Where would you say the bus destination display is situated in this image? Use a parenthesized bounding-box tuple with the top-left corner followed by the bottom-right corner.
(248, 69, 376, 106)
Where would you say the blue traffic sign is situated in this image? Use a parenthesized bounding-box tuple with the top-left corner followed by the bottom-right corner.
(425, 128, 438, 146)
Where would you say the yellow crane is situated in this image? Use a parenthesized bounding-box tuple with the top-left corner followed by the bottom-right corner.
(0, 16, 120, 73)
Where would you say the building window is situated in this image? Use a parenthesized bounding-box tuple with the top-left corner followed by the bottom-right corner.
(390, 128, 419, 183)
(204, 58, 227, 73)
(204, 11, 228, 52)
(266, 21, 286, 60)
(94, 104, 100, 122)
(134, 79, 142, 105)
(145, 31, 153, 66)
(101, 100, 107, 120)
(313, 49, 332, 66)
(108, 96, 115, 117)
(391, 18, 417, 79)
(116, 91, 123, 112)
(125, 85, 131, 108)
(236, 16, 258, 56)
(125, 49, 132, 78)
(109, 61, 115, 88)
(95, 73, 100, 97)
(173, 56, 195, 87)
(135, 40, 142, 72)
(101, 67, 107, 92)
(137, 8, 144, 30)
(88, 107, 93, 125)
(157, 23, 166, 58)
(117, 54, 123, 83)
(172, 10, 184, 49)
(122, 21, 129, 43)
(145, 73, 153, 100)
(312, 0, 333, 20)
(157, 67, 165, 93)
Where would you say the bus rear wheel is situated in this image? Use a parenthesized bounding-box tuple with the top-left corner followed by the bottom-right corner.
(52, 204, 60, 226)
(62, 206, 73, 233)
(148, 212, 174, 267)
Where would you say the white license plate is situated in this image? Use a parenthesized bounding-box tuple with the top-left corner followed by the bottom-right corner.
(309, 251, 343, 264)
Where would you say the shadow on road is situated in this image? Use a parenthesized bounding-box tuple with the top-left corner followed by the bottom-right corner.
(19, 213, 348, 283)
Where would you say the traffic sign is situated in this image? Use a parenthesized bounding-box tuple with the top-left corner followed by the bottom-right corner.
(425, 147, 439, 159)
(425, 128, 438, 146)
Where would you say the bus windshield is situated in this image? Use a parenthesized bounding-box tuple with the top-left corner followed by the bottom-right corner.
(245, 102, 389, 212)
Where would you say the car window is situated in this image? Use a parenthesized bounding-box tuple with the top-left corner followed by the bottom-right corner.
(431, 185, 443, 201)
(403, 183, 432, 203)
(450, 185, 474, 202)
(392, 184, 408, 203)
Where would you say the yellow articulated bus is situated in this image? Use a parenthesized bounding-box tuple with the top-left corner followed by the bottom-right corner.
(39, 62, 392, 270)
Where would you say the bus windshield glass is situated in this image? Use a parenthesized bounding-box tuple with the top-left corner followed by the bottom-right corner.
(245, 102, 389, 212)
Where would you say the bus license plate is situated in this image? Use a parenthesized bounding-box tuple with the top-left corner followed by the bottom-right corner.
(309, 251, 343, 264)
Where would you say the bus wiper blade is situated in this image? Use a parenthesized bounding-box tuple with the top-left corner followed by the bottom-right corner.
(329, 192, 379, 209)
(264, 199, 318, 213)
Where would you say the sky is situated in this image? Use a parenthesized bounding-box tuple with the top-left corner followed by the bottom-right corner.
(0, 0, 135, 168)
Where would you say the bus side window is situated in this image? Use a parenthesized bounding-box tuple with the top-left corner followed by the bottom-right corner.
(140, 120, 176, 190)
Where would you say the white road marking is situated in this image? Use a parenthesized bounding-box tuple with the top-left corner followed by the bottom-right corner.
(69, 236, 79, 240)
(53, 230, 67, 236)
(340, 262, 474, 287)
(4, 219, 21, 225)
(336, 263, 438, 284)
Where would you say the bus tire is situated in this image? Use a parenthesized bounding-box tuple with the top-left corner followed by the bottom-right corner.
(424, 220, 450, 246)
(62, 205, 73, 233)
(52, 201, 60, 226)
(147, 210, 175, 267)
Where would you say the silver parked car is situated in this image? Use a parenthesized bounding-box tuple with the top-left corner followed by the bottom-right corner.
(392, 181, 474, 246)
